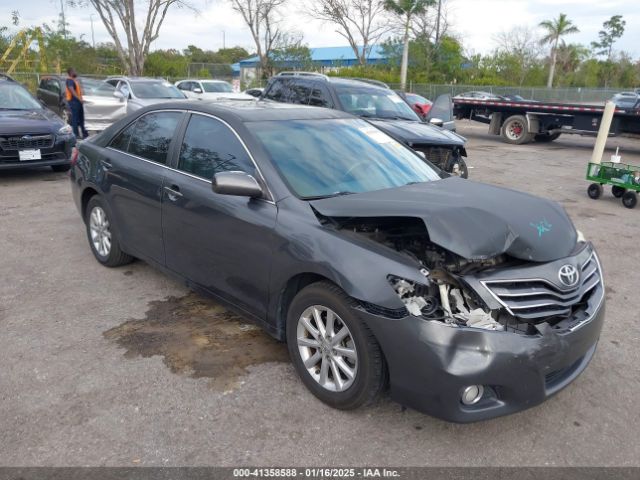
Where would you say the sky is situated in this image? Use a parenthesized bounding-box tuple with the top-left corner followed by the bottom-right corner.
(1, 0, 639, 59)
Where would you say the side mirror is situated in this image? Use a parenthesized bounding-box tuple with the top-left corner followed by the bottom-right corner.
(415, 150, 426, 160)
(193, 87, 203, 94)
(429, 118, 444, 127)
(113, 90, 125, 101)
(212, 171, 263, 198)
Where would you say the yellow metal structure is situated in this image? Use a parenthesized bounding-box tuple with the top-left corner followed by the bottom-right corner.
(1, 28, 48, 74)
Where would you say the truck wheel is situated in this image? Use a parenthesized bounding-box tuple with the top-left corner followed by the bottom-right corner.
(534, 132, 561, 142)
(622, 191, 637, 209)
(501, 115, 533, 145)
(612, 186, 626, 198)
(587, 183, 603, 199)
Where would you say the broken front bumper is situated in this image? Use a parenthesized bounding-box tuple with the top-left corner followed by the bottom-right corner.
(358, 289, 604, 423)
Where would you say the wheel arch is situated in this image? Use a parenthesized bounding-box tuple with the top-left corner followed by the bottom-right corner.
(81, 186, 100, 221)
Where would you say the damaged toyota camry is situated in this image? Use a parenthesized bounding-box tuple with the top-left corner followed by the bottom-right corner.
(70, 100, 604, 422)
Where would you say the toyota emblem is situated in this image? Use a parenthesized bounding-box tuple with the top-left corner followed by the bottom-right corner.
(558, 264, 579, 287)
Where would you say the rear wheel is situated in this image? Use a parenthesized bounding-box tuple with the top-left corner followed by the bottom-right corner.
(622, 191, 637, 209)
(286, 281, 386, 410)
(587, 183, 603, 199)
(85, 196, 133, 267)
(501, 115, 533, 145)
(612, 185, 626, 198)
(534, 132, 561, 142)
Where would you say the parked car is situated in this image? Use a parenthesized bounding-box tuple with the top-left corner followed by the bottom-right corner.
(175, 79, 253, 100)
(71, 100, 604, 422)
(37, 75, 128, 132)
(395, 90, 433, 119)
(454, 91, 502, 100)
(105, 76, 186, 114)
(262, 73, 469, 177)
(611, 92, 639, 110)
(1, 75, 75, 171)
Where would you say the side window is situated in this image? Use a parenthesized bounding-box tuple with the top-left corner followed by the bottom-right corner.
(106, 79, 119, 87)
(289, 81, 312, 105)
(50, 79, 61, 94)
(109, 122, 135, 152)
(264, 79, 290, 102)
(178, 114, 255, 180)
(309, 85, 333, 108)
(127, 112, 182, 164)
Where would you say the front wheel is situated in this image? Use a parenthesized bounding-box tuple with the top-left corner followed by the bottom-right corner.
(85, 196, 133, 267)
(622, 191, 637, 209)
(286, 282, 386, 410)
(587, 183, 603, 199)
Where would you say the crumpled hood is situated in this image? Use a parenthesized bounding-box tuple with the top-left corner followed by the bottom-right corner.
(310, 177, 577, 262)
(367, 119, 466, 147)
(0, 108, 63, 135)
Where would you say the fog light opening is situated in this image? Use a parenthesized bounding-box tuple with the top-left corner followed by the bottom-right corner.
(461, 385, 484, 406)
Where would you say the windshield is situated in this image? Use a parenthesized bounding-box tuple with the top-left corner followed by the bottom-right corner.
(202, 82, 233, 93)
(130, 81, 185, 99)
(251, 118, 440, 199)
(0, 82, 42, 110)
(335, 86, 421, 121)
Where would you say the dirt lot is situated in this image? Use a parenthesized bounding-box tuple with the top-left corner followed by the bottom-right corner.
(1, 122, 639, 467)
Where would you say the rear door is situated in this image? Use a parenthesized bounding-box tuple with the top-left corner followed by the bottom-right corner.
(162, 112, 277, 318)
(102, 110, 185, 264)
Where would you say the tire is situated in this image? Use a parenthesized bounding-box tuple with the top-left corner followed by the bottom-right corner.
(447, 156, 468, 179)
(587, 183, 603, 199)
(622, 191, 637, 209)
(51, 164, 70, 172)
(85, 196, 134, 267)
(534, 132, 561, 142)
(286, 281, 386, 410)
(612, 185, 626, 198)
(501, 115, 534, 145)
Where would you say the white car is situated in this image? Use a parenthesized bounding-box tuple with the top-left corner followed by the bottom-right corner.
(105, 77, 187, 114)
(175, 79, 254, 101)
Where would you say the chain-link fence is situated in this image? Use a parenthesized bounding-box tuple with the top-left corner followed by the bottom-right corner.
(399, 83, 621, 104)
(185, 63, 235, 82)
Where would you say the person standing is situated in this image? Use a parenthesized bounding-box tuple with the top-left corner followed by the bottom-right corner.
(65, 68, 89, 139)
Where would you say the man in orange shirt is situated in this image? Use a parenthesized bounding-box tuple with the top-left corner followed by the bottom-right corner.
(65, 67, 88, 139)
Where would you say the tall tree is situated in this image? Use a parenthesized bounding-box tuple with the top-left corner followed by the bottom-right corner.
(307, 0, 390, 65)
(539, 13, 579, 88)
(591, 15, 625, 60)
(230, 0, 286, 76)
(74, 0, 195, 75)
(384, 0, 433, 90)
(493, 26, 541, 85)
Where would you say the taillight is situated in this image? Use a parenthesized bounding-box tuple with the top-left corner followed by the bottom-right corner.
(70, 147, 79, 166)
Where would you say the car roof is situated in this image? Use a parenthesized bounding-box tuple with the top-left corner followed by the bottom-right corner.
(271, 73, 391, 92)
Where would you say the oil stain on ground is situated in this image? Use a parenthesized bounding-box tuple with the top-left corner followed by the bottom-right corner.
(104, 293, 289, 391)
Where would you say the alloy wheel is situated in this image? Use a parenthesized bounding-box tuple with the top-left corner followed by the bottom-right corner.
(296, 305, 358, 392)
(89, 206, 112, 257)
(506, 120, 525, 141)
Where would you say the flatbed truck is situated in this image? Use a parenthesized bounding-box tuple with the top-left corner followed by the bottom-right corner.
(452, 98, 640, 145)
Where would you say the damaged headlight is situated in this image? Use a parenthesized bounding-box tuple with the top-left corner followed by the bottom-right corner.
(388, 274, 503, 331)
(577, 229, 586, 243)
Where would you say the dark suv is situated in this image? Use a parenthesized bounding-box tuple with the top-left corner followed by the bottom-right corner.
(262, 73, 469, 177)
(0, 75, 75, 171)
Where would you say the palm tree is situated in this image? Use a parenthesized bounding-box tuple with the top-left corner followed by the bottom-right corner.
(384, 0, 434, 90)
(539, 13, 579, 88)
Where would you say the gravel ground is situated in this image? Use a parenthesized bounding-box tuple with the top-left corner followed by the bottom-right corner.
(0, 122, 639, 467)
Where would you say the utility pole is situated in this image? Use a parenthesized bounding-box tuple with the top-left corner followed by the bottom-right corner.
(89, 14, 96, 48)
(222, 30, 226, 50)
(435, 0, 442, 45)
(59, 0, 67, 38)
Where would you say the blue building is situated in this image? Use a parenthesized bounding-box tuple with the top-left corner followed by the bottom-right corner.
(238, 45, 387, 82)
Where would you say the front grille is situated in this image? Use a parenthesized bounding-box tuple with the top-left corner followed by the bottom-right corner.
(415, 146, 452, 166)
(482, 251, 601, 322)
(0, 134, 55, 151)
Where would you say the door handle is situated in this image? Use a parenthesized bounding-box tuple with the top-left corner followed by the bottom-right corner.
(100, 158, 112, 170)
(164, 185, 183, 201)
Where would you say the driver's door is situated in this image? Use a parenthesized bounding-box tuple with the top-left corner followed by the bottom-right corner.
(425, 94, 455, 131)
(162, 112, 277, 319)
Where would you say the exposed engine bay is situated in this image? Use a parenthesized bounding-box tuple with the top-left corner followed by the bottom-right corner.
(327, 216, 511, 330)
